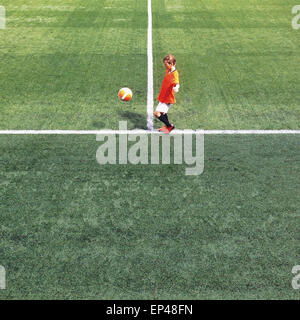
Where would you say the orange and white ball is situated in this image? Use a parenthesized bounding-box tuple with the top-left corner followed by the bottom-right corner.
(118, 87, 133, 101)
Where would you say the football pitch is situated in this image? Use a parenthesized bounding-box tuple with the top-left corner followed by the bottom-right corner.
(0, 0, 300, 300)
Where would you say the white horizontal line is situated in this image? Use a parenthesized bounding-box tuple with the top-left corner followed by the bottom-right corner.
(204, 130, 300, 134)
(0, 130, 299, 135)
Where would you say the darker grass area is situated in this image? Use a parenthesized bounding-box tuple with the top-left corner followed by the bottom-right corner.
(0, 134, 299, 299)
(0, 53, 147, 129)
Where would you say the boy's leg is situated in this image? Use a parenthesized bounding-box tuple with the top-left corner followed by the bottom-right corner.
(155, 103, 172, 129)
(166, 123, 175, 132)
(159, 113, 172, 128)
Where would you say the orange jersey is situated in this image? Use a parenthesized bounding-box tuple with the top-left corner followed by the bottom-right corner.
(157, 69, 180, 104)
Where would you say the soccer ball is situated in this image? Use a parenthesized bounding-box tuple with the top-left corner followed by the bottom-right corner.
(118, 87, 133, 101)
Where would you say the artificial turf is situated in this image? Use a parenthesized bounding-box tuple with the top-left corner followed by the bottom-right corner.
(0, 0, 299, 300)
(0, 0, 299, 129)
(0, 134, 299, 299)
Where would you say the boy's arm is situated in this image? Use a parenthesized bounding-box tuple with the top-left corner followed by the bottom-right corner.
(172, 72, 180, 92)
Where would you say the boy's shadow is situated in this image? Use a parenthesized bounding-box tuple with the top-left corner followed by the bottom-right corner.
(119, 111, 148, 129)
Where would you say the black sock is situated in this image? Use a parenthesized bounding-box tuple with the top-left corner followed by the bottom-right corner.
(158, 113, 172, 127)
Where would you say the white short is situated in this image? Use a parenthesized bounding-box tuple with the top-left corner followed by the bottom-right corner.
(155, 102, 172, 114)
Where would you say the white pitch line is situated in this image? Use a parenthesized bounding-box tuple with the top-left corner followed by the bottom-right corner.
(147, 0, 154, 131)
(0, 130, 300, 135)
(0, 6, 5, 30)
(204, 130, 300, 135)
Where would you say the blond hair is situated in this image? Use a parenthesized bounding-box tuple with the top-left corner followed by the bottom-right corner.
(163, 54, 176, 66)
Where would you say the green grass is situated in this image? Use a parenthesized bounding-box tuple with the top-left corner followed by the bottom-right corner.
(0, 0, 299, 129)
(0, 134, 299, 299)
(153, 0, 300, 129)
(0, 0, 299, 300)
(0, 0, 147, 130)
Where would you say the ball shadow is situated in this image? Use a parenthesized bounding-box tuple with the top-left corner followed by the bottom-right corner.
(119, 111, 148, 130)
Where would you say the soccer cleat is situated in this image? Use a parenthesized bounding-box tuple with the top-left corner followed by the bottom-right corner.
(158, 125, 168, 132)
(166, 124, 175, 133)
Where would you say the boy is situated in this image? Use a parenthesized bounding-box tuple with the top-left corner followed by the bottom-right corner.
(154, 54, 180, 133)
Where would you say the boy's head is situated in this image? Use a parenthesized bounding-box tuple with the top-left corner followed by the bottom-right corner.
(163, 54, 176, 70)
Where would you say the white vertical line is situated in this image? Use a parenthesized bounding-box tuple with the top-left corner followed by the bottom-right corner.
(0, 265, 5, 290)
(0, 6, 6, 29)
(147, 0, 154, 131)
